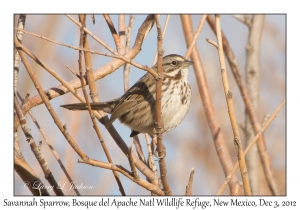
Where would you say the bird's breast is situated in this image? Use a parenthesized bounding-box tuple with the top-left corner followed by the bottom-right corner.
(161, 78, 191, 132)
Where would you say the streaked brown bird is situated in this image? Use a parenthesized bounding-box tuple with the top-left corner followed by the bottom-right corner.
(61, 54, 193, 137)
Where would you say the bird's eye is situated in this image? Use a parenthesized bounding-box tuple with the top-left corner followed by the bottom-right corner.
(171, 60, 178, 66)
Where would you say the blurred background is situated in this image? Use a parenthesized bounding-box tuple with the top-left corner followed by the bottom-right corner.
(14, 14, 285, 195)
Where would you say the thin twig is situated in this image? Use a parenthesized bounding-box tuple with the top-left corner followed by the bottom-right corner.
(66, 14, 117, 55)
(130, 181, 134, 195)
(234, 182, 243, 195)
(123, 14, 134, 92)
(118, 14, 126, 55)
(213, 14, 251, 195)
(14, 94, 64, 196)
(207, 14, 279, 195)
(15, 35, 89, 162)
(152, 15, 170, 65)
(17, 92, 80, 195)
(14, 14, 50, 196)
(185, 14, 207, 59)
(232, 15, 252, 28)
(185, 168, 195, 196)
(205, 38, 219, 48)
(66, 15, 159, 78)
(14, 132, 50, 196)
(180, 14, 239, 195)
(133, 136, 146, 164)
(145, 133, 159, 190)
(17, 35, 161, 194)
(65, 65, 80, 78)
(154, 14, 172, 196)
(78, 14, 125, 195)
(14, 13, 25, 183)
(14, 14, 26, 92)
(119, 15, 147, 178)
(91, 14, 95, 24)
(14, 15, 156, 132)
(217, 99, 285, 195)
(244, 15, 265, 195)
(14, 28, 159, 78)
(261, 114, 270, 127)
(14, 38, 156, 183)
(145, 134, 156, 173)
(103, 14, 124, 53)
(128, 147, 139, 180)
(78, 158, 165, 195)
(14, 16, 158, 185)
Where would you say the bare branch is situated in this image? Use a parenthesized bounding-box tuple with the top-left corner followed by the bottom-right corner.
(118, 14, 126, 55)
(65, 65, 80, 78)
(152, 15, 170, 65)
(205, 38, 219, 48)
(14, 14, 26, 92)
(14, 14, 156, 131)
(185, 168, 195, 196)
(78, 158, 165, 195)
(145, 133, 159, 192)
(133, 136, 146, 164)
(180, 14, 239, 195)
(244, 15, 267, 195)
(14, 28, 158, 78)
(213, 14, 251, 195)
(13, 14, 50, 196)
(123, 14, 135, 92)
(67, 14, 118, 55)
(103, 14, 124, 53)
(207, 14, 279, 195)
(185, 14, 207, 59)
(154, 14, 172, 196)
(232, 15, 252, 27)
(78, 14, 125, 195)
(15, 38, 156, 184)
(91, 14, 95, 24)
(14, 133, 50, 196)
(15, 35, 89, 162)
(261, 114, 270, 127)
(145, 134, 157, 173)
(17, 92, 80, 195)
(14, 94, 64, 196)
(217, 99, 285, 195)
(128, 147, 139, 180)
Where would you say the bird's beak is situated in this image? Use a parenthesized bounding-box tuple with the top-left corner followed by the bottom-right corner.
(183, 60, 194, 67)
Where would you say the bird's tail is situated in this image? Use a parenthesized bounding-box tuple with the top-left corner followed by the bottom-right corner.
(61, 101, 118, 114)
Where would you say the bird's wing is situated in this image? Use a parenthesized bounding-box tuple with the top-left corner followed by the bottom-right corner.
(108, 90, 150, 126)
(108, 100, 138, 126)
